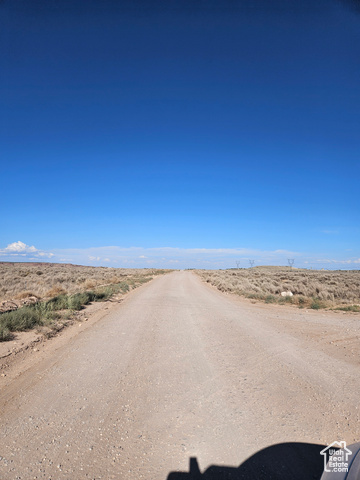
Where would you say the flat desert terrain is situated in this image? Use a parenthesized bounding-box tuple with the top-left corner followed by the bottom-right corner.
(0, 262, 165, 304)
(197, 266, 360, 310)
(0, 270, 359, 479)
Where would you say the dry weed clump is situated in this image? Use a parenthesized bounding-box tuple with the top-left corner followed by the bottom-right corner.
(197, 267, 360, 310)
(15, 291, 39, 300)
(45, 286, 68, 298)
(83, 279, 97, 290)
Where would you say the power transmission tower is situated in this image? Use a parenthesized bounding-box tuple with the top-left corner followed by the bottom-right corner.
(288, 259, 294, 268)
(249, 260, 255, 268)
(236, 261, 240, 269)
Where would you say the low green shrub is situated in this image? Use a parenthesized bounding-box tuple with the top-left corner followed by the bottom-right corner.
(265, 295, 276, 303)
(0, 325, 12, 341)
(43, 311, 62, 322)
(93, 290, 108, 301)
(43, 291, 98, 312)
(67, 294, 84, 310)
(335, 305, 360, 312)
(310, 298, 325, 310)
(119, 282, 130, 293)
(246, 293, 265, 301)
(279, 296, 294, 304)
(0, 307, 41, 332)
(0, 278, 144, 341)
(45, 294, 69, 311)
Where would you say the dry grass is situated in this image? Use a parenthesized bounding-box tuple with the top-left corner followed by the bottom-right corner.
(196, 266, 360, 310)
(0, 262, 168, 305)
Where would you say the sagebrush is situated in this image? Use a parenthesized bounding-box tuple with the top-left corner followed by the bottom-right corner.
(0, 262, 167, 303)
(0, 262, 169, 341)
(197, 267, 360, 309)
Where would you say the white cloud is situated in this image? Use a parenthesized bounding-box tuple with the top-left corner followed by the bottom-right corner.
(316, 257, 360, 265)
(1, 242, 359, 270)
(49, 245, 302, 269)
(0, 241, 54, 259)
(37, 251, 55, 258)
(299, 256, 360, 268)
(4, 241, 37, 253)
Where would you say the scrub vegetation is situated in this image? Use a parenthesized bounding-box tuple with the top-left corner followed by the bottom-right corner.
(197, 267, 360, 311)
(0, 262, 168, 341)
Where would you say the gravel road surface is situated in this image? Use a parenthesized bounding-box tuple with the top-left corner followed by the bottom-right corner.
(0, 271, 359, 479)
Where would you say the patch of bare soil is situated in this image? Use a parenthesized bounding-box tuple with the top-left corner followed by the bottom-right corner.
(202, 278, 360, 367)
(0, 294, 125, 385)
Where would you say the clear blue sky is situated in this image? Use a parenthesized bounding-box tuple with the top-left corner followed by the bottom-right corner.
(1, 0, 359, 269)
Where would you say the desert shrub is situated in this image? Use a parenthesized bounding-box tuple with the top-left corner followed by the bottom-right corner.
(0, 307, 41, 332)
(46, 286, 67, 298)
(0, 263, 168, 340)
(94, 286, 117, 300)
(43, 311, 62, 321)
(196, 268, 360, 309)
(0, 325, 12, 341)
(310, 298, 325, 310)
(279, 296, 294, 304)
(84, 279, 97, 290)
(246, 293, 265, 301)
(67, 294, 83, 311)
(119, 282, 130, 293)
(319, 290, 332, 301)
(297, 296, 306, 305)
(15, 291, 38, 300)
(335, 305, 360, 312)
(68, 292, 95, 310)
(265, 295, 276, 303)
(45, 294, 69, 311)
(134, 276, 152, 285)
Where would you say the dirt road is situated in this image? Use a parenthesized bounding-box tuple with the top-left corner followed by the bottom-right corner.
(0, 271, 359, 479)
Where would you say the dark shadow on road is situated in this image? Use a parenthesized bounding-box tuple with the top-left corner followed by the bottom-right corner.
(167, 442, 326, 479)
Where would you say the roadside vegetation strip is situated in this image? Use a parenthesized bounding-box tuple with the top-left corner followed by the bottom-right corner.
(196, 267, 360, 311)
(0, 262, 170, 305)
(0, 277, 153, 342)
